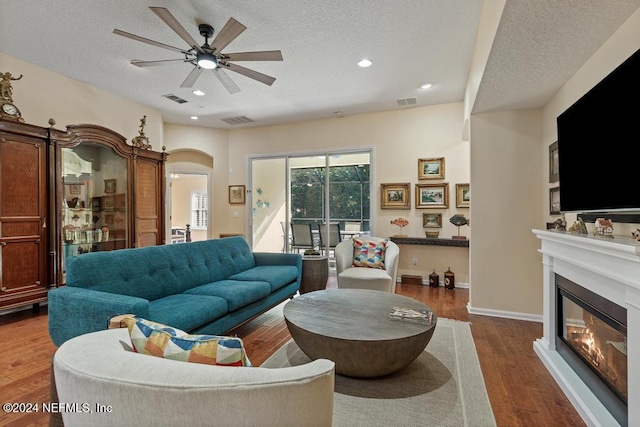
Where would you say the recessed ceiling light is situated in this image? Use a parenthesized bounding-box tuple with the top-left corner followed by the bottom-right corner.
(192, 90, 205, 96)
(190, 116, 198, 120)
(419, 82, 433, 90)
(357, 58, 372, 68)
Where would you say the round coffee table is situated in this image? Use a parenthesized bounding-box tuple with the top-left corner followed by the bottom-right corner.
(283, 288, 437, 377)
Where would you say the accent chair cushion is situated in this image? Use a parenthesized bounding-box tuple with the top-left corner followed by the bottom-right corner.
(352, 237, 388, 269)
(122, 317, 251, 367)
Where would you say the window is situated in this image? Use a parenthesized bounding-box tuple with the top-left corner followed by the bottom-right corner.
(191, 191, 208, 229)
(290, 164, 370, 231)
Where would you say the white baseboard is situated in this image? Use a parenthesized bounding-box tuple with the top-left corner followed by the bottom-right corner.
(466, 302, 542, 323)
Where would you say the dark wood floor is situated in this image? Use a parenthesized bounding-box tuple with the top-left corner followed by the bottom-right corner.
(0, 280, 585, 427)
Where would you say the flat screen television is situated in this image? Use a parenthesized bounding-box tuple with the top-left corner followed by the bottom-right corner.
(556, 48, 640, 213)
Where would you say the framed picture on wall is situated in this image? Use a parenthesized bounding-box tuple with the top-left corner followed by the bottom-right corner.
(380, 183, 411, 209)
(423, 213, 442, 228)
(415, 183, 449, 209)
(549, 141, 559, 183)
(229, 185, 246, 204)
(104, 179, 116, 194)
(550, 187, 561, 215)
(456, 183, 470, 208)
(418, 157, 445, 180)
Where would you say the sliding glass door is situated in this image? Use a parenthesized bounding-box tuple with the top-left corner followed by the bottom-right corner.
(249, 149, 372, 253)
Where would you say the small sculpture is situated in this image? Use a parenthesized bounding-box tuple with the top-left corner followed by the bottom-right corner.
(631, 229, 640, 241)
(449, 214, 469, 240)
(0, 72, 22, 102)
(131, 115, 152, 150)
(567, 217, 588, 235)
(594, 218, 614, 237)
(390, 218, 409, 237)
(549, 216, 566, 231)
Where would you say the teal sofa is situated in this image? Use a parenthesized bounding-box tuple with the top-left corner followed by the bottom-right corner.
(48, 237, 302, 346)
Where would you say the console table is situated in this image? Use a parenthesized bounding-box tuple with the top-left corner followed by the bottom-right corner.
(389, 236, 469, 247)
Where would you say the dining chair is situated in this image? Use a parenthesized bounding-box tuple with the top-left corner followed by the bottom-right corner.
(290, 223, 316, 253)
(317, 223, 342, 255)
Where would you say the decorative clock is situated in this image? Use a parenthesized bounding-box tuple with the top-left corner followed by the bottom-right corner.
(0, 72, 25, 123)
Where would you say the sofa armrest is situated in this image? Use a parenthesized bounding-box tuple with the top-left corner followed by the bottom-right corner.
(48, 287, 150, 346)
(253, 252, 302, 268)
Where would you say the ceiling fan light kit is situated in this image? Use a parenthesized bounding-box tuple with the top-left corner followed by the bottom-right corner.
(113, 7, 282, 94)
(197, 52, 217, 69)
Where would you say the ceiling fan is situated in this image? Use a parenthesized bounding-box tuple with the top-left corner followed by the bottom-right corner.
(113, 6, 283, 94)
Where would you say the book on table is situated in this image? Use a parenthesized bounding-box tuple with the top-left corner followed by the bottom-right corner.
(389, 306, 433, 324)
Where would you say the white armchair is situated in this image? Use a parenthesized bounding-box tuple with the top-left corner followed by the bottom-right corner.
(52, 328, 335, 427)
(335, 237, 400, 293)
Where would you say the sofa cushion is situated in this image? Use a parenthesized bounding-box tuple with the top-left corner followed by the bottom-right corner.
(229, 265, 299, 292)
(352, 237, 388, 269)
(122, 317, 251, 367)
(65, 237, 257, 301)
(148, 294, 228, 332)
(184, 280, 271, 311)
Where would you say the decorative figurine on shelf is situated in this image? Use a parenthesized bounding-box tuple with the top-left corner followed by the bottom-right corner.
(131, 115, 152, 150)
(567, 217, 588, 235)
(0, 71, 25, 123)
(444, 267, 455, 289)
(632, 229, 640, 241)
(428, 269, 440, 288)
(449, 214, 469, 240)
(594, 218, 614, 237)
(549, 215, 566, 231)
(101, 226, 109, 242)
(390, 217, 409, 237)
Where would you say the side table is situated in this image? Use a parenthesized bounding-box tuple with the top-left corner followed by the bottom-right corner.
(300, 255, 329, 294)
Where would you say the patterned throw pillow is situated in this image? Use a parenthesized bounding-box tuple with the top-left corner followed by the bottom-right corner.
(122, 317, 251, 367)
(352, 237, 388, 269)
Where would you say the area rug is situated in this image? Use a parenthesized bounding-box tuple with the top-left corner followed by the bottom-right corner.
(261, 318, 496, 427)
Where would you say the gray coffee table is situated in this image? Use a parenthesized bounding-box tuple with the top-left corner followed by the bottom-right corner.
(283, 288, 437, 378)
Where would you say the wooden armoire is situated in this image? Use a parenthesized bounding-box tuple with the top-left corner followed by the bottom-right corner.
(0, 120, 167, 311)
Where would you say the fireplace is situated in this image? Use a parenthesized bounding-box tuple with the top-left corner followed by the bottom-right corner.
(556, 274, 627, 425)
(533, 229, 639, 426)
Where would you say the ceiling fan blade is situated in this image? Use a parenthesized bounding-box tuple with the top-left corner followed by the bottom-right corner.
(180, 66, 205, 88)
(212, 68, 240, 94)
(223, 50, 283, 61)
(209, 17, 246, 53)
(131, 59, 189, 67)
(150, 6, 204, 53)
(113, 29, 186, 54)
(225, 63, 276, 86)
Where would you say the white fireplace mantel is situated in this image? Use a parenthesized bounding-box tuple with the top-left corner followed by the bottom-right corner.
(533, 229, 640, 427)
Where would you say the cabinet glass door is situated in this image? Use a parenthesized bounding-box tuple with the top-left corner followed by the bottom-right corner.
(61, 143, 128, 280)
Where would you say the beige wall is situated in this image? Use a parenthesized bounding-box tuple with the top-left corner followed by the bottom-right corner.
(163, 124, 228, 238)
(469, 109, 543, 316)
(468, 7, 640, 318)
(229, 103, 470, 240)
(0, 53, 163, 144)
(7, 6, 637, 317)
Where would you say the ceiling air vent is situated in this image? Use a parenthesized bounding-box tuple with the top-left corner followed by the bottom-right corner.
(396, 97, 418, 106)
(162, 94, 188, 104)
(221, 116, 255, 125)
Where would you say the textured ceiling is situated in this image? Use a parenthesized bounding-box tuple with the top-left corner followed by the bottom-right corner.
(1, 1, 638, 129)
(473, 0, 640, 113)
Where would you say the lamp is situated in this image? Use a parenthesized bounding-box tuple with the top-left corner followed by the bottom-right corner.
(197, 52, 217, 69)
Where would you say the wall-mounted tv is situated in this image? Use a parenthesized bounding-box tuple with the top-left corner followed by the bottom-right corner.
(556, 48, 640, 213)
